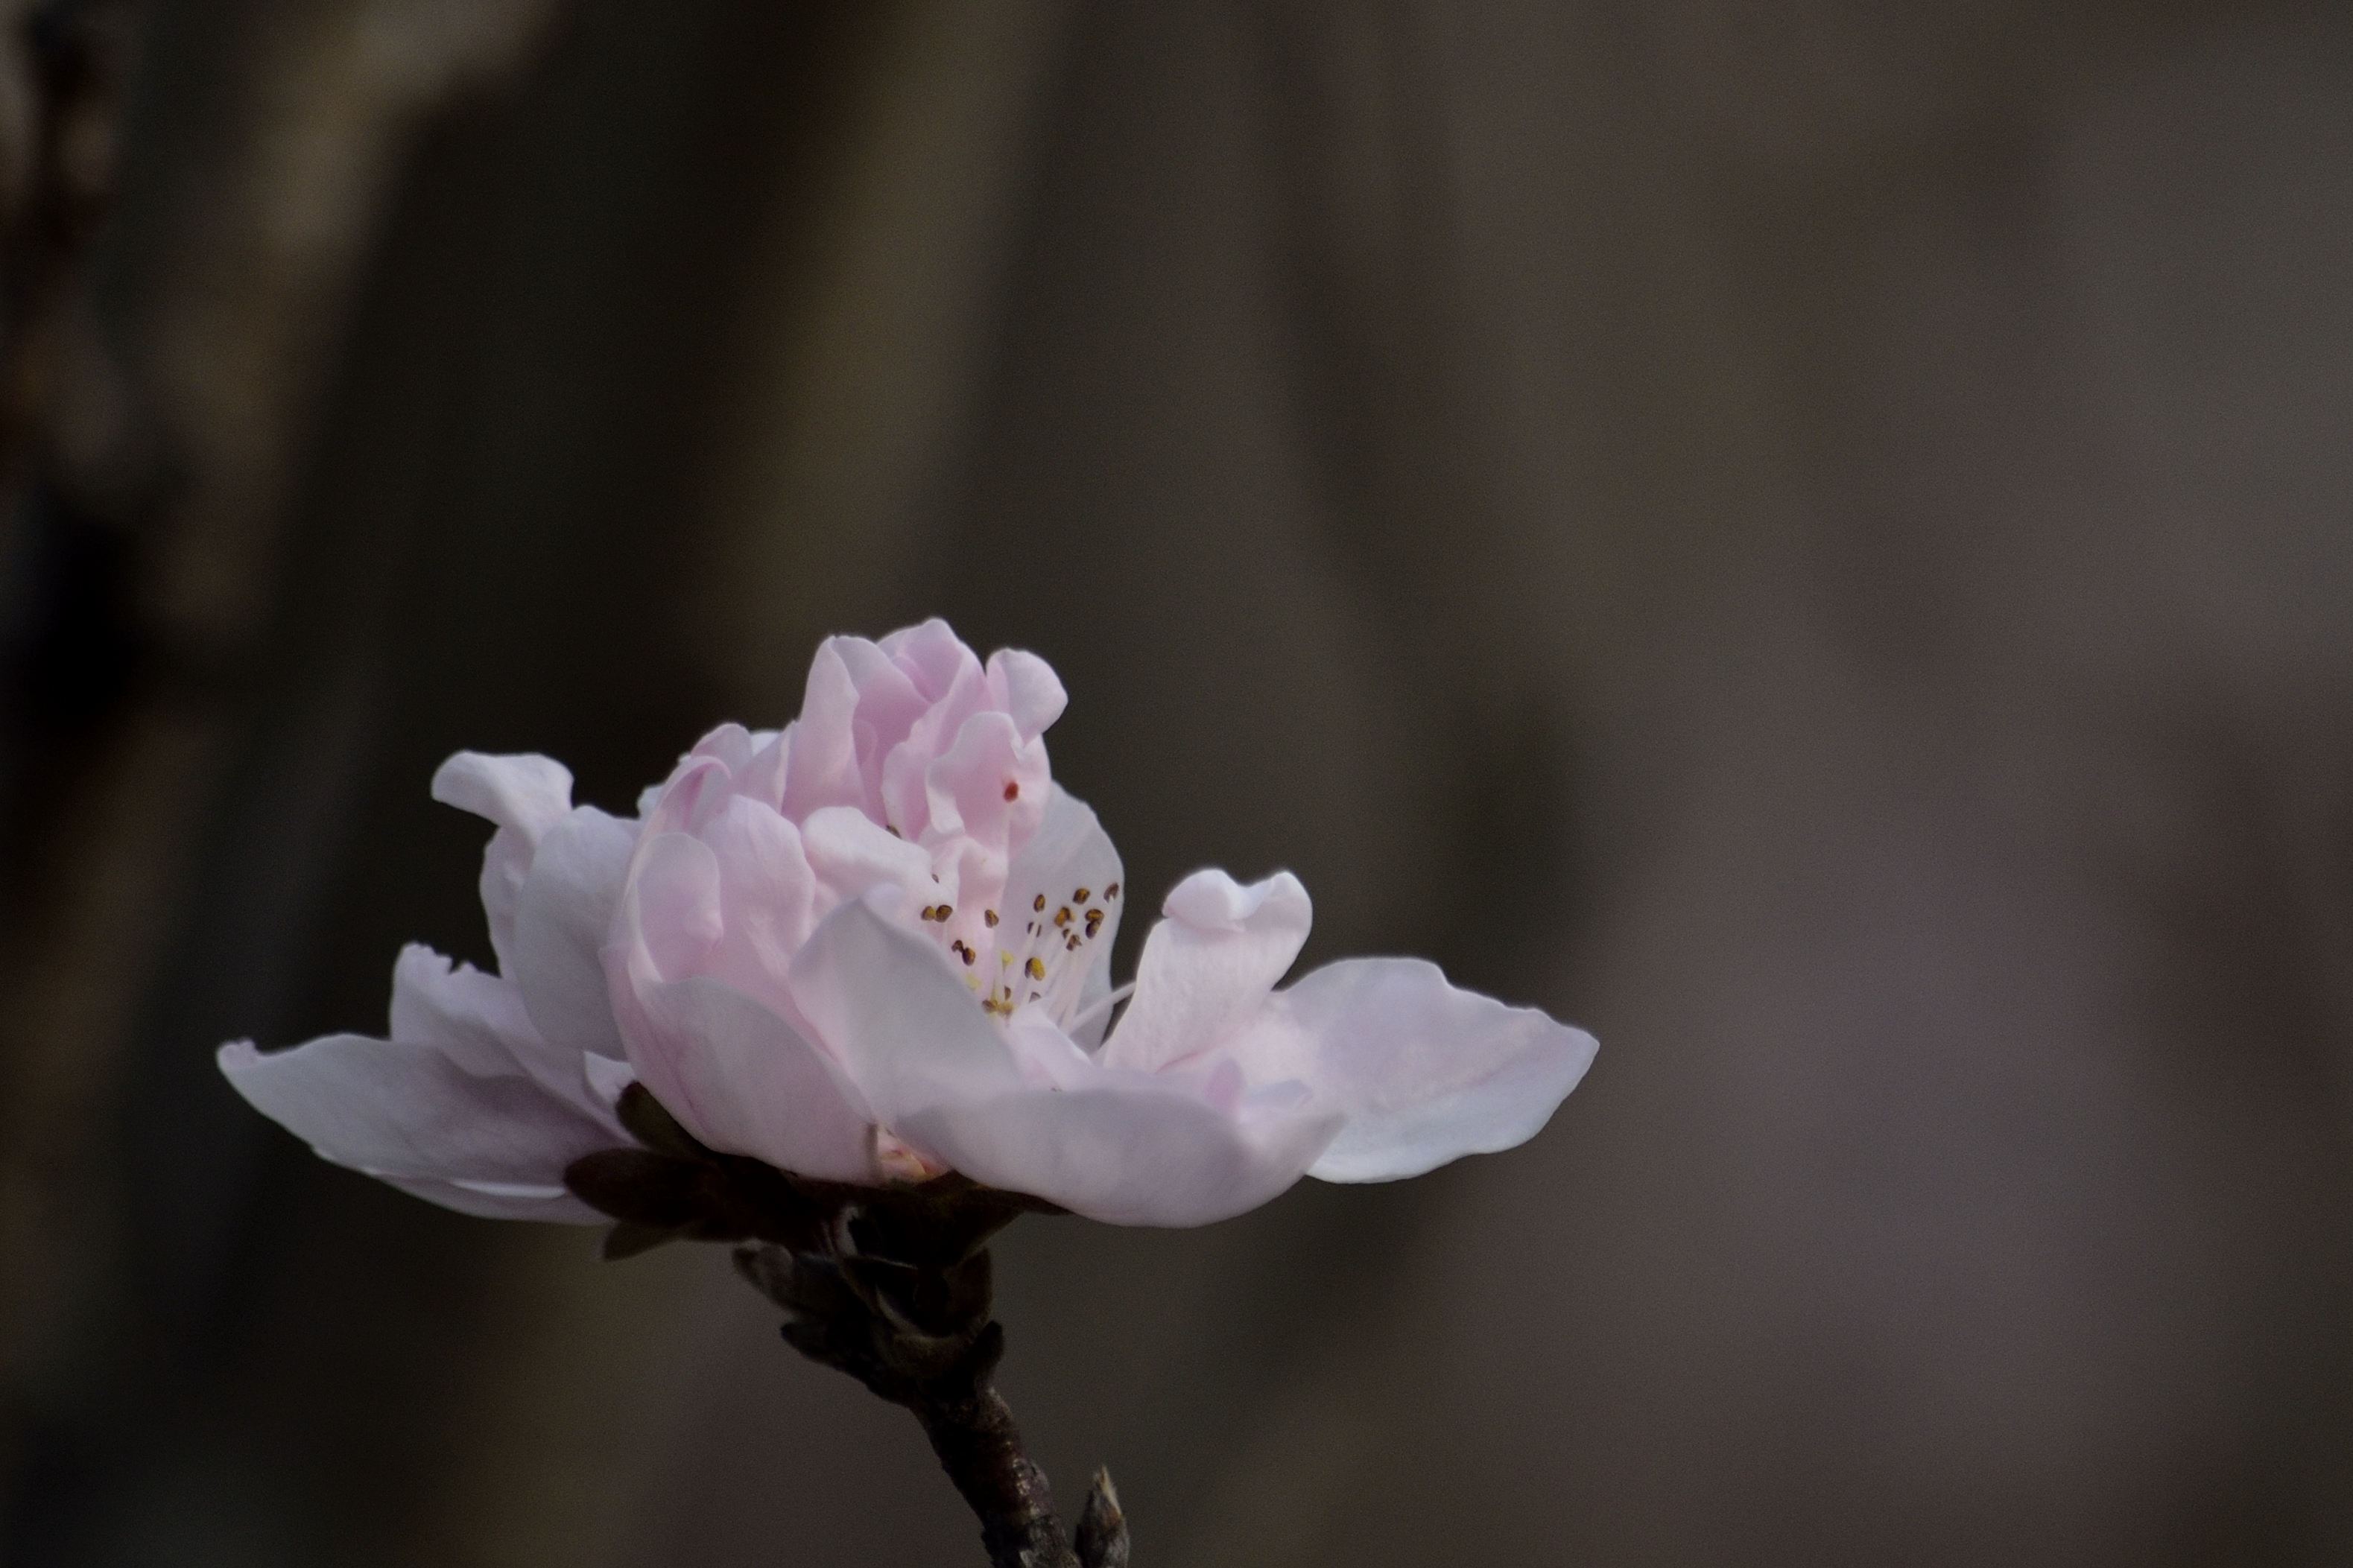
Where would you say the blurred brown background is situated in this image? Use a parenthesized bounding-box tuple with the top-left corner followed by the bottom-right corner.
(4, 1, 2352, 1563)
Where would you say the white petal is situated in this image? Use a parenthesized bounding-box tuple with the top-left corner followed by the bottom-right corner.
(620, 975, 878, 1183)
(381, 1175, 607, 1224)
(386, 945, 531, 1079)
(899, 1080, 1337, 1226)
(1002, 785, 1124, 1044)
(583, 1050, 636, 1105)
(1001, 1009, 1097, 1089)
(386, 950, 627, 1164)
(217, 1033, 621, 1193)
(788, 894, 1025, 1134)
(385, 945, 620, 1129)
(1227, 958, 1597, 1183)
(1101, 869, 1311, 1073)
(512, 807, 636, 1061)
(431, 752, 574, 972)
(429, 751, 574, 843)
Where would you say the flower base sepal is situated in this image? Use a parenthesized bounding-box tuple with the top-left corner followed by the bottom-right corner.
(560, 1083, 1060, 1262)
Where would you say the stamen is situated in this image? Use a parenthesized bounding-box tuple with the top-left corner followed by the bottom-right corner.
(940, 872, 1117, 1033)
(1067, 981, 1136, 1035)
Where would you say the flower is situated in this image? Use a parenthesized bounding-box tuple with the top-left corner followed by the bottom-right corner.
(221, 620, 1596, 1228)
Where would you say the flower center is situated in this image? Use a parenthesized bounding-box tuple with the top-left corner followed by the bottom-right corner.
(919, 880, 1121, 1028)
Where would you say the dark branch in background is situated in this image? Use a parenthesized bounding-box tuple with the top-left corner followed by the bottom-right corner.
(0, 0, 136, 765)
(0, 0, 124, 470)
(568, 1085, 1133, 1568)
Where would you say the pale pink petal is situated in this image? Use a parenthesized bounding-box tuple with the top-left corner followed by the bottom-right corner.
(779, 640, 865, 819)
(387, 945, 622, 1132)
(835, 636, 931, 821)
(1226, 958, 1597, 1182)
(611, 815, 877, 1177)
(217, 1034, 618, 1201)
(620, 975, 878, 1182)
(431, 752, 574, 971)
(799, 804, 934, 907)
(985, 648, 1066, 741)
(1101, 870, 1312, 1074)
(924, 710, 1047, 851)
(881, 653, 990, 839)
(879, 617, 978, 699)
(838, 634, 931, 727)
(643, 754, 730, 839)
(698, 794, 819, 1014)
(899, 1082, 1337, 1225)
(1001, 786, 1124, 1044)
(878, 737, 933, 845)
(787, 895, 1025, 1139)
(736, 729, 788, 812)
(628, 831, 723, 978)
(688, 722, 756, 774)
(608, 829, 718, 1126)
(1001, 1009, 1096, 1090)
(511, 807, 636, 1062)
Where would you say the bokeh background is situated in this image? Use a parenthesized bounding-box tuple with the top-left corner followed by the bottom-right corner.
(4, 1, 2352, 1563)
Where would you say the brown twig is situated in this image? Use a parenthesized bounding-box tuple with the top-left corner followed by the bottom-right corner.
(736, 1245, 1083, 1568)
(568, 1085, 1133, 1568)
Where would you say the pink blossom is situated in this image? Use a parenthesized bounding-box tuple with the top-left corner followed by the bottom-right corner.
(220, 620, 1595, 1228)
